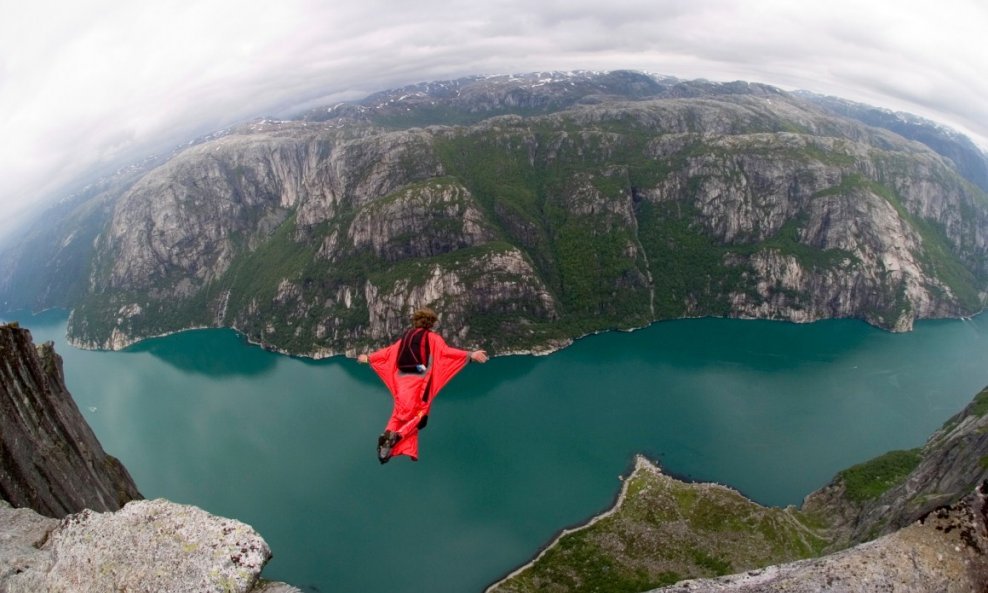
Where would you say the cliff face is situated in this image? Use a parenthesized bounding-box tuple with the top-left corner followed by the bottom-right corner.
(0, 323, 141, 517)
(802, 386, 988, 547)
(65, 123, 566, 355)
(3, 72, 987, 356)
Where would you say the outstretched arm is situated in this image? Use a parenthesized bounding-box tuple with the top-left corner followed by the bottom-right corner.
(470, 350, 489, 363)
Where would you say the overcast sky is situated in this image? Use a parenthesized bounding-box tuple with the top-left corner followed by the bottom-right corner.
(2, 0, 986, 235)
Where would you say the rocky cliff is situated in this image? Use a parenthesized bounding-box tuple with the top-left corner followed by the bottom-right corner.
(490, 384, 988, 593)
(654, 483, 988, 593)
(0, 323, 298, 593)
(802, 385, 988, 548)
(0, 323, 141, 517)
(2, 72, 987, 356)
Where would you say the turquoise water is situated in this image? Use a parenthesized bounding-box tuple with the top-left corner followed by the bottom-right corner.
(4, 309, 988, 592)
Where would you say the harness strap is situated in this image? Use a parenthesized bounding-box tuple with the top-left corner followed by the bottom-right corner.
(418, 329, 429, 370)
(421, 372, 433, 403)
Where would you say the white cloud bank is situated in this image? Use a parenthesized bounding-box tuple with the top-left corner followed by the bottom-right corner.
(2, 0, 986, 234)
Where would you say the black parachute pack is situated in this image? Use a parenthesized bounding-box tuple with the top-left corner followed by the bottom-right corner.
(397, 327, 431, 374)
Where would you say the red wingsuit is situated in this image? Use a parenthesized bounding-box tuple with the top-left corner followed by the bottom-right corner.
(368, 331, 471, 461)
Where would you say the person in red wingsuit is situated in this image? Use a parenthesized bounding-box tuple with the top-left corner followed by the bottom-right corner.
(357, 307, 488, 463)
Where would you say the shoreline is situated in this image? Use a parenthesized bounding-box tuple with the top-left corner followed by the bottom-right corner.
(482, 455, 661, 593)
(5, 307, 988, 363)
(481, 454, 817, 593)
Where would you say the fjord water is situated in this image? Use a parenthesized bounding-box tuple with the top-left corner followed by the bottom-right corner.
(6, 310, 988, 593)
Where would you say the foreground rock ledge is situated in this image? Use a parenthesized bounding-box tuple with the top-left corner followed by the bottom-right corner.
(0, 498, 300, 593)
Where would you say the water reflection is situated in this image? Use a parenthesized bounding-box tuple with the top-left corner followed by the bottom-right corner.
(125, 328, 279, 377)
(576, 316, 878, 371)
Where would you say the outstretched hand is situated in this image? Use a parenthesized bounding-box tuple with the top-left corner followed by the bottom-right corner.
(357, 354, 369, 364)
(470, 350, 489, 363)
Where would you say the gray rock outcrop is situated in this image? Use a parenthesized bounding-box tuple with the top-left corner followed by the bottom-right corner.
(652, 483, 988, 593)
(0, 498, 301, 593)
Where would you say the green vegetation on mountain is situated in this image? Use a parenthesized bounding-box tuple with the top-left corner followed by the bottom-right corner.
(836, 449, 923, 502)
(971, 387, 988, 417)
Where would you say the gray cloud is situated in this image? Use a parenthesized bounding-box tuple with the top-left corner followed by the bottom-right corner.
(2, 0, 986, 235)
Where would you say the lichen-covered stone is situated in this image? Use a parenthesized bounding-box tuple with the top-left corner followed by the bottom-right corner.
(0, 500, 58, 585)
(1, 499, 276, 593)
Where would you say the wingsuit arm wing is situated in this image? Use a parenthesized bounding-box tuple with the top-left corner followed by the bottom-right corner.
(424, 333, 471, 400)
(368, 341, 401, 396)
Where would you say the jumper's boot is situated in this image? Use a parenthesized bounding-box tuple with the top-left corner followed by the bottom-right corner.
(377, 430, 402, 464)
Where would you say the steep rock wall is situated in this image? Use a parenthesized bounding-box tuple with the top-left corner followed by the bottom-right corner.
(802, 386, 988, 548)
(0, 323, 141, 517)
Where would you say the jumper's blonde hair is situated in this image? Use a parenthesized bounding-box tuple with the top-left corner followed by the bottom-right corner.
(411, 307, 438, 329)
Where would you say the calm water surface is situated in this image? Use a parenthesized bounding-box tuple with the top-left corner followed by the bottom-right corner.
(4, 310, 988, 593)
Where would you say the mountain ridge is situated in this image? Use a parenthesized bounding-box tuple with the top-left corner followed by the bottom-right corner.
(1, 71, 986, 356)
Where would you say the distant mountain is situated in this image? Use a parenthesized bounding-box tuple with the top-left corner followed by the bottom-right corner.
(798, 91, 988, 192)
(299, 70, 678, 126)
(300, 70, 800, 129)
(1, 71, 986, 356)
